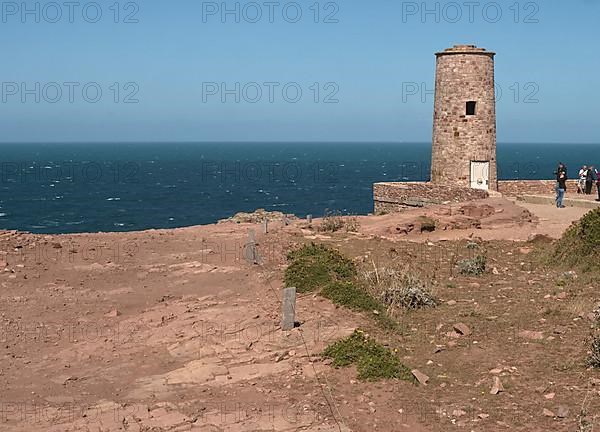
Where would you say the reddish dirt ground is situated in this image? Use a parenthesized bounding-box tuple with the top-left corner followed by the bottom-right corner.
(1, 197, 599, 431)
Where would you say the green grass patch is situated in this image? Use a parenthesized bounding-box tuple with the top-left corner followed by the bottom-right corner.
(284, 243, 398, 330)
(284, 243, 356, 293)
(321, 281, 382, 312)
(323, 330, 415, 382)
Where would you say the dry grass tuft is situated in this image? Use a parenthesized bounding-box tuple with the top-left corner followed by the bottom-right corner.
(318, 211, 360, 233)
(360, 263, 437, 313)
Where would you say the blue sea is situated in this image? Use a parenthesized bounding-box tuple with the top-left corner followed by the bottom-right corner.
(0, 142, 596, 234)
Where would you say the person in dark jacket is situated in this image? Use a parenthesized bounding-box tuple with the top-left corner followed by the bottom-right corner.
(555, 163, 568, 208)
(585, 165, 596, 194)
(596, 169, 600, 201)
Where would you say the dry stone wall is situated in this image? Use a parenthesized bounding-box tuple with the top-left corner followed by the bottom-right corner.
(373, 182, 488, 214)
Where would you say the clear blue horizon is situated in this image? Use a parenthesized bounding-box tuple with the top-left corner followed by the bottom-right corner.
(1, 0, 599, 143)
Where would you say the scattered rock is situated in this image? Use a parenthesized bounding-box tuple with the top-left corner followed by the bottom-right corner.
(553, 326, 567, 335)
(459, 204, 495, 218)
(490, 376, 504, 395)
(556, 292, 567, 300)
(219, 209, 296, 224)
(518, 330, 544, 341)
(543, 408, 555, 417)
(446, 300, 457, 306)
(544, 393, 555, 400)
(104, 309, 120, 318)
(411, 369, 429, 385)
(395, 224, 415, 235)
(64, 375, 76, 383)
(556, 406, 569, 418)
(453, 323, 471, 336)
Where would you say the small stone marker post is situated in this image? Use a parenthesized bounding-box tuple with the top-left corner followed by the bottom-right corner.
(243, 229, 261, 265)
(307, 214, 313, 224)
(262, 220, 268, 234)
(281, 287, 296, 331)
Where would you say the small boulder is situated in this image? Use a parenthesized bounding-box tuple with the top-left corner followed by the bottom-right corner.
(104, 309, 121, 318)
(453, 323, 471, 336)
(556, 406, 569, 418)
(411, 369, 429, 385)
(490, 376, 504, 395)
(518, 330, 544, 341)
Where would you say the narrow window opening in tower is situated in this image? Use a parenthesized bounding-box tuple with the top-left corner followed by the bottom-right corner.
(466, 101, 477, 116)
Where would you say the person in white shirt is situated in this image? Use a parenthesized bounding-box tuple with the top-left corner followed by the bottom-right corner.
(578, 165, 588, 194)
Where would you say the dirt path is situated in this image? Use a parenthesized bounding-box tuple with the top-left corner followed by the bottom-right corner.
(512, 201, 591, 238)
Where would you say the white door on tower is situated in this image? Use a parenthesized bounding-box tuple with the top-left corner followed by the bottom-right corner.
(470, 161, 490, 190)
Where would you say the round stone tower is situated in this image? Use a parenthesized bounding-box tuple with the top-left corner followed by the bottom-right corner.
(431, 45, 497, 191)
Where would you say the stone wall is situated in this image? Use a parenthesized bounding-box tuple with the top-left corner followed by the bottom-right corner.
(373, 182, 488, 214)
(498, 180, 578, 196)
(431, 45, 497, 191)
(374, 180, 584, 215)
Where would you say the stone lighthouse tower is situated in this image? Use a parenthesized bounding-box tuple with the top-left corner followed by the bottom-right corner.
(430, 45, 497, 191)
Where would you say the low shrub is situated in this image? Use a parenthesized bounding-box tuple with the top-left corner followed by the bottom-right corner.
(323, 330, 414, 382)
(552, 208, 600, 272)
(588, 334, 600, 368)
(457, 255, 487, 276)
(417, 216, 436, 233)
(285, 243, 396, 328)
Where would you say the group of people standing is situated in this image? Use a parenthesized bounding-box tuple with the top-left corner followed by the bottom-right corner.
(554, 162, 600, 208)
(577, 165, 598, 195)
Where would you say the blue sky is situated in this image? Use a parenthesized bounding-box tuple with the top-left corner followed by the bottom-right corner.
(1, 0, 598, 143)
